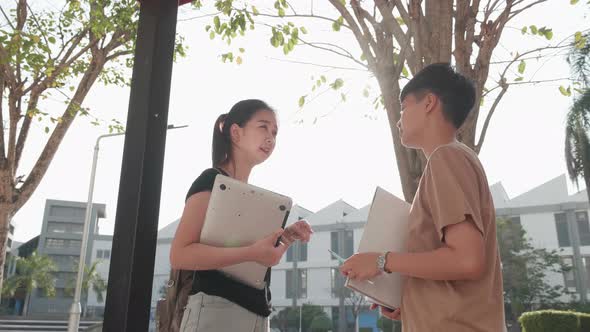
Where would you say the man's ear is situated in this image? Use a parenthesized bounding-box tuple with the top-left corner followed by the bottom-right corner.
(424, 93, 439, 115)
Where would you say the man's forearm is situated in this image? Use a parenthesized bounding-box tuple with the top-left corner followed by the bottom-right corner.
(386, 247, 485, 281)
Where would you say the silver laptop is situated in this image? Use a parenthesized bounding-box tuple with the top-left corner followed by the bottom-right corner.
(199, 174, 293, 289)
(345, 187, 410, 309)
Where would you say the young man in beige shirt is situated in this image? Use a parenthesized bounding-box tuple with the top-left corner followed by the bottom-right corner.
(340, 63, 505, 331)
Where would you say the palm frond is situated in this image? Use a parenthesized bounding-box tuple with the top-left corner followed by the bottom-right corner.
(565, 89, 590, 186)
(568, 32, 590, 87)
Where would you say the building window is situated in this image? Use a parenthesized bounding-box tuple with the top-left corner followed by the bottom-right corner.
(331, 268, 351, 298)
(576, 211, 590, 246)
(286, 243, 307, 262)
(52, 255, 77, 271)
(330, 230, 354, 260)
(50, 206, 85, 218)
(508, 216, 521, 227)
(555, 213, 571, 247)
(46, 238, 66, 249)
(97, 250, 111, 260)
(47, 222, 83, 234)
(45, 238, 81, 250)
(53, 272, 76, 283)
(286, 269, 307, 299)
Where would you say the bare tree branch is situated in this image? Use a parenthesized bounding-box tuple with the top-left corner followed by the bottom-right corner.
(298, 39, 367, 68)
(234, 7, 352, 30)
(392, 0, 410, 25)
(15, 55, 106, 211)
(105, 49, 134, 62)
(0, 5, 15, 30)
(25, 2, 51, 58)
(253, 20, 368, 68)
(476, 79, 508, 152)
(350, 0, 378, 54)
(509, 0, 548, 21)
(328, 0, 377, 71)
(14, 92, 38, 174)
(267, 56, 369, 72)
(376, 0, 418, 71)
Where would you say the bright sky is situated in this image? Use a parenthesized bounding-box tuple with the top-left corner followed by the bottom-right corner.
(9, 1, 590, 242)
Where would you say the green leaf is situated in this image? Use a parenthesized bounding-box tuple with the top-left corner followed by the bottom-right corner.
(278, 8, 285, 17)
(330, 78, 344, 90)
(300, 26, 308, 34)
(332, 17, 343, 32)
(341, 93, 346, 102)
(236, 56, 242, 65)
(239, 48, 245, 53)
(402, 66, 409, 77)
(515, 77, 524, 82)
(521, 26, 527, 34)
(209, 31, 215, 40)
(205, 25, 211, 32)
(252, 6, 259, 15)
(559, 85, 571, 96)
(571, 0, 580, 4)
(518, 60, 526, 74)
(45, 127, 50, 134)
(530, 25, 538, 34)
(48, 36, 56, 44)
(298, 95, 306, 107)
(214, 16, 221, 30)
(363, 89, 370, 98)
(545, 30, 553, 40)
(575, 31, 583, 42)
(539, 28, 553, 40)
(320, 75, 327, 83)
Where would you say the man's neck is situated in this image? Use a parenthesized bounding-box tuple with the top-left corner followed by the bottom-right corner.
(421, 133, 457, 159)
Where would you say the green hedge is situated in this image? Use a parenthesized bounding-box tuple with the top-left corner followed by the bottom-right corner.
(519, 310, 590, 332)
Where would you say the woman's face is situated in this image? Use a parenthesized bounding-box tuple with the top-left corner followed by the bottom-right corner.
(231, 110, 278, 165)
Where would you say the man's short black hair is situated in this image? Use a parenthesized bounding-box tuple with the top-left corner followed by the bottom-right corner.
(400, 63, 476, 129)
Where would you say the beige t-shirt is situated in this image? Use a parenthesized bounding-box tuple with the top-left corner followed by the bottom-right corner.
(401, 142, 505, 332)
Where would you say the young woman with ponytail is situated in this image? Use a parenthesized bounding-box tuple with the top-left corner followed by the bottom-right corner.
(169, 99, 313, 332)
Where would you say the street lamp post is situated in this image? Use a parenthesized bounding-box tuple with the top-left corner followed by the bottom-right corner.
(67, 124, 187, 332)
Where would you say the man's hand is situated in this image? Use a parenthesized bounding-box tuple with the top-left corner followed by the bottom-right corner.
(339, 252, 381, 281)
(370, 303, 401, 321)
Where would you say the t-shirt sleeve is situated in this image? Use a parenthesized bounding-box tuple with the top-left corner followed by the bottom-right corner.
(423, 146, 485, 242)
(185, 168, 220, 201)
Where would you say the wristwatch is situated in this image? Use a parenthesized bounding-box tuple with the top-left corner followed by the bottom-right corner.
(377, 251, 391, 274)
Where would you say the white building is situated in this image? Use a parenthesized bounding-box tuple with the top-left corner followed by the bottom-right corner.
(19, 173, 584, 330)
(492, 174, 590, 302)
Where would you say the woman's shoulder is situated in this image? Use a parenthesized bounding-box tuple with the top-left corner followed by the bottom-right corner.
(185, 168, 222, 200)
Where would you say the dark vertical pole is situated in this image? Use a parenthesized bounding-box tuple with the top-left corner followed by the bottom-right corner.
(103, 0, 178, 331)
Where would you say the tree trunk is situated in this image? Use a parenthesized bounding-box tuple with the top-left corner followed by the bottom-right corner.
(0, 202, 14, 299)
